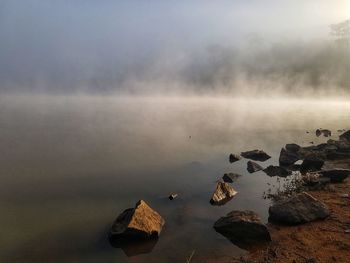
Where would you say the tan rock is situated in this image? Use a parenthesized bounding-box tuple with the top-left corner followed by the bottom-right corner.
(110, 200, 165, 240)
(210, 182, 237, 205)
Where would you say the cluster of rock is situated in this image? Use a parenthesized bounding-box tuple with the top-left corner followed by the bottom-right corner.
(110, 129, 350, 255)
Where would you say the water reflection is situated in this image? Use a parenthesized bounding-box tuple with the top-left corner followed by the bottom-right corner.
(109, 237, 159, 257)
(0, 95, 349, 262)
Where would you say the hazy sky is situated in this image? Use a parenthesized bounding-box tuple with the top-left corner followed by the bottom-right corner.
(0, 0, 349, 94)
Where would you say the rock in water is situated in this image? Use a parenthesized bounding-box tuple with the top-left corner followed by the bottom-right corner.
(109, 200, 165, 241)
(300, 156, 324, 173)
(214, 210, 271, 249)
(279, 148, 299, 166)
(247, 161, 263, 173)
(263, 165, 291, 177)
(222, 173, 241, 183)
(229, 153, 241, 163)
(285, 143, 301, 153)
(316, 129, 331, 137)
(268, 192, 330, 224)
(241, 150, 271, 161)
(210, 182, 237, 205)
(340, 130, 350, 141)
(168, 193, 178, 200)
(319, 169, 350, 183)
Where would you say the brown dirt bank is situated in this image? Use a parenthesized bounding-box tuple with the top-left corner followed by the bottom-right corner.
(203, 160, 350, 263)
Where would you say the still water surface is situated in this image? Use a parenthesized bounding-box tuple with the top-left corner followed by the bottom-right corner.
(0, 95, 348, 262)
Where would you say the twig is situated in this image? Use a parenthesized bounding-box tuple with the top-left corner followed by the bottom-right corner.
(186, 249, 196, 263)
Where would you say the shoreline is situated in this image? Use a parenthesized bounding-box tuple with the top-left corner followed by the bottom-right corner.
(241, 159, 350, 263)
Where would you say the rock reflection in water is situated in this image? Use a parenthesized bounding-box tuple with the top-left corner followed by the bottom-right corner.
(109, 236, 159, 257)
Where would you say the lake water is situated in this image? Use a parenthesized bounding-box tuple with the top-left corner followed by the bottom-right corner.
(0, 95, 349, 262)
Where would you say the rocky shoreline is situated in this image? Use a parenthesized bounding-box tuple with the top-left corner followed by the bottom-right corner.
(109, 129, 350, 262)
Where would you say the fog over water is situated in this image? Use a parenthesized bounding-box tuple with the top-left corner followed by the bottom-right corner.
(1, 0, 350, 96)
(1, 1, 350, 262)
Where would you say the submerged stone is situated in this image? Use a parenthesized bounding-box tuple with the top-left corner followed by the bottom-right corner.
(214, 210, 271, 249)
(247, 160, 264, 173)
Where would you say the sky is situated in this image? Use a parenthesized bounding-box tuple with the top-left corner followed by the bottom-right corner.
(0, 0, 349, 95)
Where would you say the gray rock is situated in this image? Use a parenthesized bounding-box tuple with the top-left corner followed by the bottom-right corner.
(241, 149, 271, 161)
(340, 130, 350, 141)
(222, 173, 241, 183)
(229, 153, 241, 163)
(279, 148, 299, 166)
(247, 161, 264, 173)
(214, 210, 271, 249)
(285, 143, 301, 153)
(210, 182, 237, 205)
(263, 165, 291, 177)
(319, 169, 350, 183)
(168, 193, 178, 200)
(327, 151, 350, 160)
(316, 129, 331, 137)
(110, 200, 165, 241)
(268, 192, 330, 224)
(300, 156, 324, 173)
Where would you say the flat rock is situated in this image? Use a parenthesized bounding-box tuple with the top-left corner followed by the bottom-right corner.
(263, 165, 291, 177)
(222, 173, 241, 183)
(229, 154, 241, 163)
(319, 169, 350, 183)
(214, 210, 271, 249)
(279, 148, 299, 166)
(109, 200, 165, 241)
(241, 150, 271, 162)
(210, 182, 237, 205)
(247, 161, 264, 173)
(268, 192, 330, 224)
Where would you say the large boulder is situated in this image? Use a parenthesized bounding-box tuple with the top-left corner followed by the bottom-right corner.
(109, 200, 165, 241)
(340, 130, 350, 142)
(285, 143, 301, 153)
(279, 148, 299, 166)
(319, 169, 350, 183)
(263, 165, 291, 177)
(316, 129, 331, 137)
(214, 210, 271, 249)
(210, 182, 237, 205)
(247, 161, 264, 173)
(229, 153, 241, 163)
(241, 150, 271, 161)
(268, 192, 330, 224)
(222, 173, 241, 183)
(300, 156, 324, 173)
